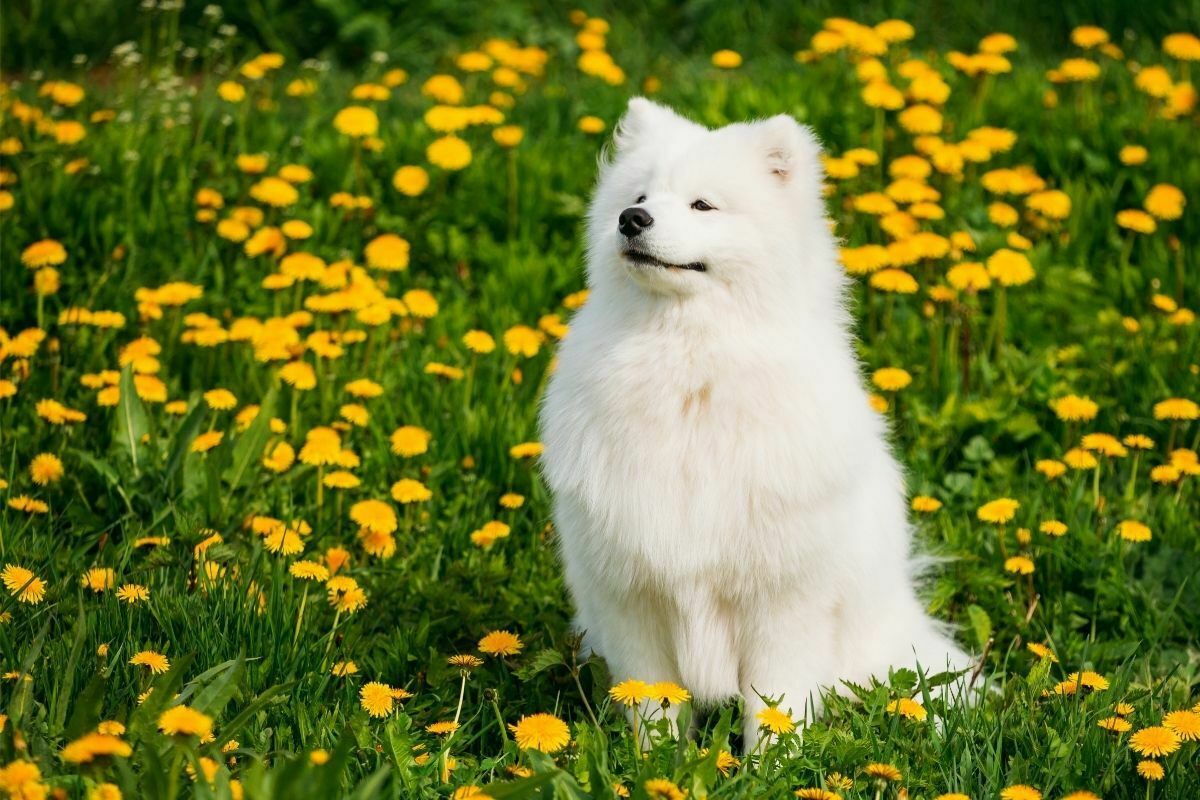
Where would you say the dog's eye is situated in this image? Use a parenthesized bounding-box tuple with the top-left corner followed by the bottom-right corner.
(691, 199, 716, 211)
(636, 195, 647, 204)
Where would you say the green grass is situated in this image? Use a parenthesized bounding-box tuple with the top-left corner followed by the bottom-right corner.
(1, 7, 1199, 800)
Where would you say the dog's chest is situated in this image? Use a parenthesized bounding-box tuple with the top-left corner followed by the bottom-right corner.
(542, 324, 857, 580)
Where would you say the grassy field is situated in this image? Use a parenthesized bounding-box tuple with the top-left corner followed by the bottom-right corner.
(2, 6, 1200, 799)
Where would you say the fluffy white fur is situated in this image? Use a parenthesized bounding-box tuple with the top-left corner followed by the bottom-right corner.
(539, 98, 968, 743)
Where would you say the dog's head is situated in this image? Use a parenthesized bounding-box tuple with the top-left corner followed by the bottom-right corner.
(586, 98, 832, 301)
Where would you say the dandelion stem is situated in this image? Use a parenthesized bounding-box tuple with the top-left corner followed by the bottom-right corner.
(1125, 452, 1141, 501)
(960, 309, 972, 395)
(506, 148, 519, 238)
(929, 313, 941, 394)
(291, 583, 309, 651)
(443, 670, 469, 756)
(452, 671, 468, 725)
(631, 707, 641, 757)
(570, 664, 599, 730)
(992, 285, 1007, 361)
(320, 609, 342, 670)
(873, 107, 884, 163)
(1119, 232, 1135, 304)
(489, 694, 509, 744)
(316, 465, 324, 517)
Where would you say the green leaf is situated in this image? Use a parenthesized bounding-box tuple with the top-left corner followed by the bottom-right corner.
(315, 727, 361, 797)
(223, 385, 277, 495)
(477, 771, 558, 798)
(515, 647, 564, 681)
(1003, 411, 1042, 442)
(382, 713, 417, 787)
(216, 680, 296, 741)
(347, 767, 393, 800)
(113, 364, 151, 475)
(65, 669, 109, 739)
(7, 621, 49, 728)
(188, 656, 245, 719)
(73, 448, 121, 488)
(50, 601, 89, 734)
(962, 435, 995, 463)
(163, 399, 206, 488)
(966, 604, 993, 651)
(128, 652, 197, 740)
(1027, 650, 1054, 692)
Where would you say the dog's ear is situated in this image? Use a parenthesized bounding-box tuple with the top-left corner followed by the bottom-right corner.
(757, 114, 820, 184)
(614, 97, 697, 151)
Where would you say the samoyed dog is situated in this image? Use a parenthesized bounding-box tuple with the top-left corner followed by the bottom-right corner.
(539, 98, 968, 742)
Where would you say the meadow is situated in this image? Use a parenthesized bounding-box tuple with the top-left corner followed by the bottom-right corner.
(1, 5, 1200, 799)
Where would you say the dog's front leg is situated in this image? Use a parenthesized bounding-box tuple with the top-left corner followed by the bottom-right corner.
(576, 584, 684, 748)
(737, 589, 837, 747)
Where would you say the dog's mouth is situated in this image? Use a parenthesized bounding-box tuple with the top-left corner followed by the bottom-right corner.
(622, 248, 706, 272)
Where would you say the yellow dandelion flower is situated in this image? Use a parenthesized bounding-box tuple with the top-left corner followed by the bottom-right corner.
(463, 330, 496, 354)
(1163, 710, 1200, 741)
(1154, 397, 1199, 420)
(1116, 520, 1151, 542)
(116, 584, 150, 604)
(755, 706, 795, 735)
(448, 654, 483, 670)
(390, 426, 432, 457)
(872, 367, 912, 392)
(81, 568, 116, 593)
(203, 389, 237, 410)
(331, 660, 358, 677)
(509, 713, 570, 752)
(364, 234, 410, 271)
(610, 679, 651, 706)
(504, 325, 541, 357)
(360, 682, 396, 718)
(2, 564, 46, 604)
(886, 697, 928, 720)
(191, 431, 224, 453)
(1098, 716, 1133, 732)
(864, 763, 901, 782)
(1117, 209, 1156, 234)
(29, 453, 64, 485)
(22, 239, 68, 269)
(1130, 726, 1180, 756)
(158, 705, 213, 738)
(393, 165, 429, 196)
(1004, 556, 1035, 575)
(427, 136, 472, 170)
(977, 498, 1019, 524)
(711, 49, 742, 68)
(478, 630, 523, 656)
(61, 732, 132, 764)
(130, 650, 170, 674)
(333, 106, 379, 137)
(390, 478, 432, 504)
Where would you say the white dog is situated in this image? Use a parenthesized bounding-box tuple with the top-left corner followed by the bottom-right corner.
(539, 98, 968, 743)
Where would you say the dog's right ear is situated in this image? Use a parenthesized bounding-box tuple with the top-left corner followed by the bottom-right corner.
(614, 98, 697, 151)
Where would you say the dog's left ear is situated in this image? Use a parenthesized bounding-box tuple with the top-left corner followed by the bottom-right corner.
(757, 115, 819, 183)
(615, 97, 701, 152)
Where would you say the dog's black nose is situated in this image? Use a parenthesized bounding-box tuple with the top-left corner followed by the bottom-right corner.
(618, 207, 654, 238)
